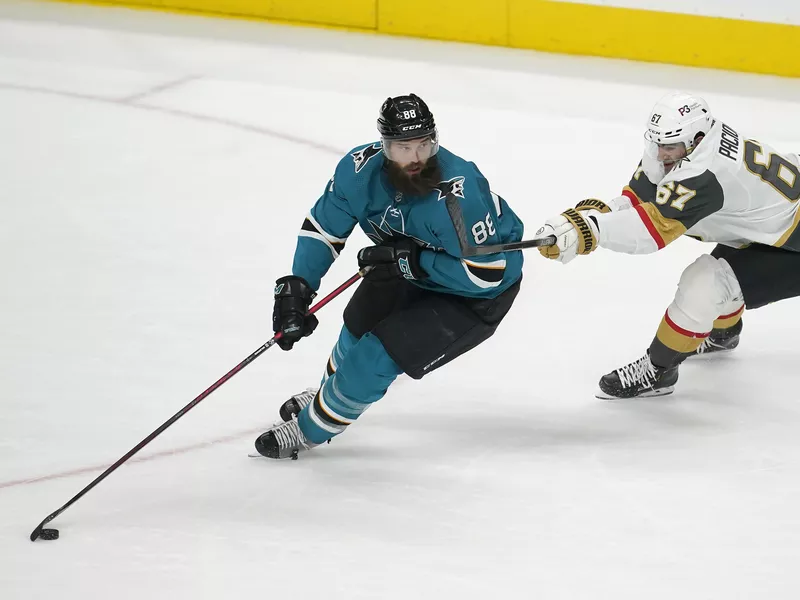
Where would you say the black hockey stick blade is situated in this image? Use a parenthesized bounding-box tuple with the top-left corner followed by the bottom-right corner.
(462, 235, 557, 257)
(30, 512, 59, 541)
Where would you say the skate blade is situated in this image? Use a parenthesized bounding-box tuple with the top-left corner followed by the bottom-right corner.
(690, 348, 736, 359)
(595, 385, 674, 400)
(248, 451, 301, 460)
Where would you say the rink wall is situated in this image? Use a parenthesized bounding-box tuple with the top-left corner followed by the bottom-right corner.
(60, 0, 800, 78)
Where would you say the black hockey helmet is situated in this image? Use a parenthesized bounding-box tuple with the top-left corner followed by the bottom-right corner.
(377, 94, 437, 141)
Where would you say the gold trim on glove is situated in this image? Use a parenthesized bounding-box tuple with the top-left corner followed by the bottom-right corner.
(575, 198, 611, 213)
(562, 208, 597, 254)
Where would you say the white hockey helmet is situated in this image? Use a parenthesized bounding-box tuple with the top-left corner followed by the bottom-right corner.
(645, 91, 713, 154)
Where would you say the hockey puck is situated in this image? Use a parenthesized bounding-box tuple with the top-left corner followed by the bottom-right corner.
(39, 528, 59, 540)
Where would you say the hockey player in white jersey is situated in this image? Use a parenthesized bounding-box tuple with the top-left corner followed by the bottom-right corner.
(533, 91, 800, 398)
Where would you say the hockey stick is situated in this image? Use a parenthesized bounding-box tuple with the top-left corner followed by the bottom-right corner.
(29, 269, 367, 542)
(461, 235, 556, 257)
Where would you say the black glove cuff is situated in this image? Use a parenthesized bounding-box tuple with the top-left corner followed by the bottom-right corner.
(274, 275, 316, 302)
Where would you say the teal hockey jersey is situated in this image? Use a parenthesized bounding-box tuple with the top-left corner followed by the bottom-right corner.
(291, 143, 524, 299)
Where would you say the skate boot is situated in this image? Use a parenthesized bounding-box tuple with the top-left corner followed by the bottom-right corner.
(254, 419, 318, 460)
(279, 387, 318, 422)
(692, 319, 742, 356)
(596, 351, 679, 399)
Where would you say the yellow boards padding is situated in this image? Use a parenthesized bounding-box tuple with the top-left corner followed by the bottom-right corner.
(107, 0, 378, 29)
(378, 0, 507, 46)
(508, 1, 800, 78)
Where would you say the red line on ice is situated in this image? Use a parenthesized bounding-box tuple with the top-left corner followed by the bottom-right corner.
(0, 428, 264, 490)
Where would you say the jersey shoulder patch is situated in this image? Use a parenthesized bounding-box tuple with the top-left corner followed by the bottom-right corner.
(435, 176, 466, 201)
(350, 142, 383, 174)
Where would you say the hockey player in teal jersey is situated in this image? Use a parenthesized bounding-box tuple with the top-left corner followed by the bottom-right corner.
(255, 94, 525, 459)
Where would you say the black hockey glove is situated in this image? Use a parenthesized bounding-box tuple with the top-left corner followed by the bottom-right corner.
(357, 239, 428, 282)
(272, 275, 318, 351)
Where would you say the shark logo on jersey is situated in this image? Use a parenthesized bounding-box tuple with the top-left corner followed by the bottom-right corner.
(352, 143, 383, 174)
(435, 176, 466, 201)
(366, 205, 437, 249)
(367, 204, 407, 244)
(365, 221, 435, 251)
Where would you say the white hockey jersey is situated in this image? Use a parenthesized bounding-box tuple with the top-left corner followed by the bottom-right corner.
(595, 120, 800, 254)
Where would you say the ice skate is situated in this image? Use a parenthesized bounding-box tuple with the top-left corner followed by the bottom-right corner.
(254, 419, 317, 460)
(596, 351, 679, 399)
(279, 387, 318, 422)
(692, 319, 742, 357)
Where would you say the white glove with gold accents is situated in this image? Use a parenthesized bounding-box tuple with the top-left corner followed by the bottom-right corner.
(535, 199, 609, 264)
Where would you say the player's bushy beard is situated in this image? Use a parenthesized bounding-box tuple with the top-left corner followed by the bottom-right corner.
(385, 155, 441, 197)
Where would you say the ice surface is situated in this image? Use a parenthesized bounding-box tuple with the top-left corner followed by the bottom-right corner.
(2, 2, 800, 599)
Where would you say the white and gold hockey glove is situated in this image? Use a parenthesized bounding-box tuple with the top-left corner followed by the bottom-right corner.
(574, 198, 612, 213)
(535, 207, 601, 264)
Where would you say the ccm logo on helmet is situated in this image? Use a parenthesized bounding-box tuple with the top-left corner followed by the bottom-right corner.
(400, 124, 423, 132)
